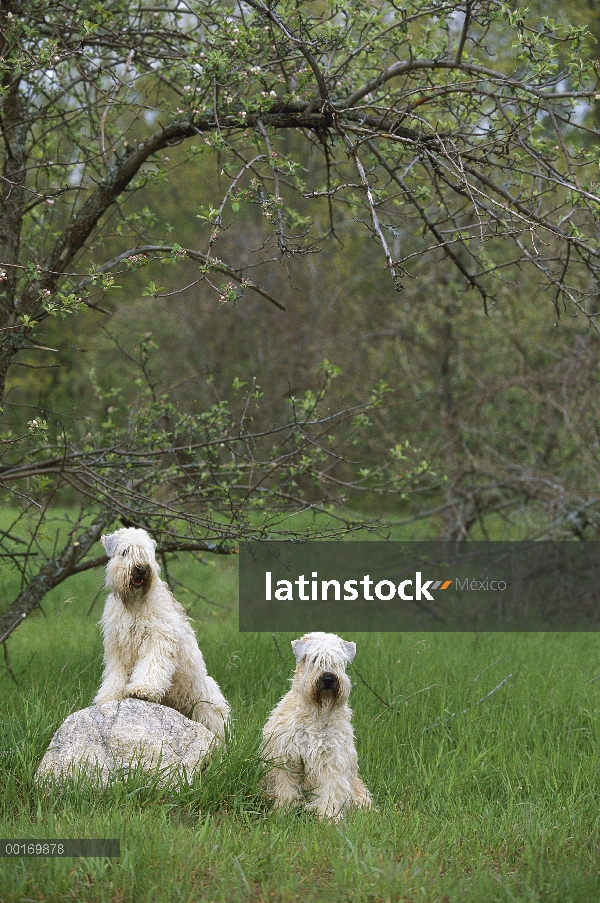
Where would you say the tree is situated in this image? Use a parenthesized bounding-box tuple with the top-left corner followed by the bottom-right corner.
(1, 0, 599, 645)
(0, 385, 416, 647)
(2, 0, 599, 388)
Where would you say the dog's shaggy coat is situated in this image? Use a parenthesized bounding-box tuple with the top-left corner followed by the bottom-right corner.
(262, 631, 371, 820)
(93, 527, 230, 738)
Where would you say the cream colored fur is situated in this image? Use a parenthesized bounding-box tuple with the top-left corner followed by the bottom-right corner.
(262, 631, 371, 820)
(93, 527, 230, 738)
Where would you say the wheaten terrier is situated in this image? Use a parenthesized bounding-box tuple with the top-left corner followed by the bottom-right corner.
(262, 631, 371, 820)
(93, 527, 230, 738)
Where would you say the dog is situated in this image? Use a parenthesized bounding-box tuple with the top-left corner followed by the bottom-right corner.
(93, 527, 230, 738)
(262, 631, 371, 820)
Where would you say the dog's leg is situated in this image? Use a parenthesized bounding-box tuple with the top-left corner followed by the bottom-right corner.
(345, 744, 372, 809)
(189, 675, 231, 737)
(94, 633, 129, 704)
(308, 753, 372, 819)
(124, 630, 177, 703)
(265, 759, 304, 809)
(306, 768, 356, 821)
(350, 775, 372, 809)
(189, 700, 230, 738)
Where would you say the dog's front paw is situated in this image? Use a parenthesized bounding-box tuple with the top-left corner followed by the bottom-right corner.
(94, 684, 126, 705)
(125, 687, 160, 703)
(307, 795, 346, 821)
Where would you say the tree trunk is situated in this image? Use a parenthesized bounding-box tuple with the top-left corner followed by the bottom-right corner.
(0, 69, 28, 407)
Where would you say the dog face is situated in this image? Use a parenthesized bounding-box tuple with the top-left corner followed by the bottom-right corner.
(101, 528, 159, 607)
(290, 632, 355, 709)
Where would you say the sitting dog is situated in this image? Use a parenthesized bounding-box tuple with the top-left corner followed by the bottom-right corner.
(262, 631, 371, 820)
(93, 527, 230, 738)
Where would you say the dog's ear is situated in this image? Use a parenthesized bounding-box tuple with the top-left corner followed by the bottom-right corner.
(342, 640, 356, 664)
(101, 533, 119, 557)
(291, 637, 308, 662)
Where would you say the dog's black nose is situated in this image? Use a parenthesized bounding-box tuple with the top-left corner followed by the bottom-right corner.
(131, 565, 149, 588)
(321, 672, 336, 689)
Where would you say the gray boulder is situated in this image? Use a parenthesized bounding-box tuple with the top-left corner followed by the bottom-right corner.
(35, 698, 218, 786)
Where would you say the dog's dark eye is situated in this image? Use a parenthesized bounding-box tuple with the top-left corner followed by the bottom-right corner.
(121, 548, 129, 557)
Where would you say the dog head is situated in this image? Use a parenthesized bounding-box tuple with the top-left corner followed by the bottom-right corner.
(290, 632, 355, 709)
(101, 527, 159, 607)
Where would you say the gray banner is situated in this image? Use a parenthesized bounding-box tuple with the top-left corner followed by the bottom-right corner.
(239, 541, 600, 632)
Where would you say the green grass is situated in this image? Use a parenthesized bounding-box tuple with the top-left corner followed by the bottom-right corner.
(2, 549, 600, 901)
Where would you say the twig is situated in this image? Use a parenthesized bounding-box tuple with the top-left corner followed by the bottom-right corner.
(271, 633, 287, 666)
(474, 674, 513, 707)
(256, 119, 286, 252)
(0, 481, 43, 508)
(243, 0, 328, 103)
(354, 666, 393, 709)
(420, 674, 513, 734)
(99, 49, 135, 167)
(70, 244, 286, 311)
(0, 612, 27, 646)
(164, 576, 226, 610)
(455, 0, 472, 65)
(206, 154, 266, 258)
(3, 641, 18, 685)
(160, 550, 171, 587)
(469, 656, 509, 687)
(86, 584, 105, 616)
(336, 126, 403, 290)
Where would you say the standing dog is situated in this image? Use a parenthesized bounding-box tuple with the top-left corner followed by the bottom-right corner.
(93, 527, 230, 738)
(262, 631, 371, 820)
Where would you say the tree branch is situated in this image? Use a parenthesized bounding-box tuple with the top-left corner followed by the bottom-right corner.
(0, 514, 109, 645)
(243, 0, 330, 104)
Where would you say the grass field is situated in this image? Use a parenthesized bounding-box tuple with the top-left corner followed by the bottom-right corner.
(2, 545, 600, 901)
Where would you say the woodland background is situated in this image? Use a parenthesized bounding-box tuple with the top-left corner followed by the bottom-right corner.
(2, 0, 600, 601)
(2, 3, 600, 901)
